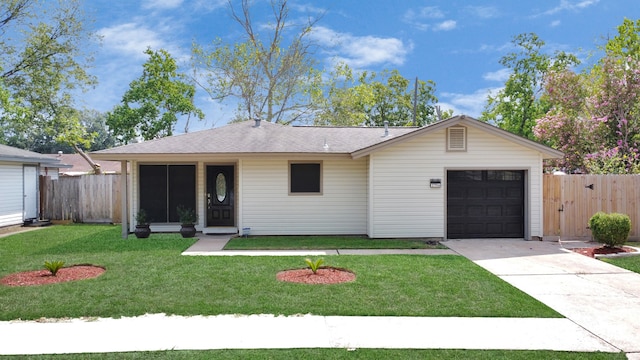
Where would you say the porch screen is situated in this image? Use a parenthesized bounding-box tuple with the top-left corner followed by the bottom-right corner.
(139, 165, 196, 223)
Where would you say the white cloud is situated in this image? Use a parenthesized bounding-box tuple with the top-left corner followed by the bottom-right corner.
(465, 6, 500, 19)
(483, 68, 511, 82)
(142, 0, 183, 10)
(98, 23, 167, 59)
(434, 20, 457, 31)
(550, 20, 561, 27)
(403, 6, 457, 31)
(439, 87, 502, 118)
(537, 0, 600, 16)
(310, 26, 411, 68)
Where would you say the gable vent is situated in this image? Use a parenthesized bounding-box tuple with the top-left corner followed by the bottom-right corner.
(447, 127, 466, 151)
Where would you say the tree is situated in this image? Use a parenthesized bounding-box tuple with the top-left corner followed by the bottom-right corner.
(0, 0, 97, 151)
(481, 33, 579, 139)
(107, 48, 204, 143)
(192, 0, 320, 124)
(313, 63, 447, 127)
(533, 19, 640, 174)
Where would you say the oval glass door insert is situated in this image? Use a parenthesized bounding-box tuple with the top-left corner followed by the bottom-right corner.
(215, 173, 227, 202)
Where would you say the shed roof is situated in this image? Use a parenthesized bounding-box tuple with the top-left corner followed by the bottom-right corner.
(0, 144, 64, 165)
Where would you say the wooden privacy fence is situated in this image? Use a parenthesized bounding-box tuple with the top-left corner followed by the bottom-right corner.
(43, 175, 122, 223)
(543, 174, 640, 240)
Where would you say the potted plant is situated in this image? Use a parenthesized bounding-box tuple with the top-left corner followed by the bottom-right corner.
(177, 205, 198, 238)
(134, 209, 151, 238)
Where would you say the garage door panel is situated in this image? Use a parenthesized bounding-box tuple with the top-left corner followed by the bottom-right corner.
(447, 170, 524, 239)
(486, 205, 502, 216)
(467, 188, 485, 198)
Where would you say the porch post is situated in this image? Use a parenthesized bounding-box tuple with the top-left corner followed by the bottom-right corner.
(121, 160, 128, 239)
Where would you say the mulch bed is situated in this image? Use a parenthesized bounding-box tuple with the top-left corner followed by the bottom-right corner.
(0, 265, 105, 287)
(570, 246, 637, 258)
(276, 266, 356, 284)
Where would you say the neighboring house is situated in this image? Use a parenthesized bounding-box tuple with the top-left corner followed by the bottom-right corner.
(91, 115, 563, 240)
(0, 144, 69, 228)
(47, 153, 126, 176)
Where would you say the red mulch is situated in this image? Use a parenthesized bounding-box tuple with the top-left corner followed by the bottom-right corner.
(0, 265, 105, 287)
(276, 267, 356, 284)
(570, 246, 637, 258)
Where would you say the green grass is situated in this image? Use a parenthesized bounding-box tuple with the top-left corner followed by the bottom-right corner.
(0, 349, 625, 359)
(0, 224, 560, 320)
(225, 235, 443, 250)
(601, 255, 640, 273)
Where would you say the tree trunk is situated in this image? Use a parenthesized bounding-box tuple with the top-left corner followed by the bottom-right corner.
(73, 144, 102, 175)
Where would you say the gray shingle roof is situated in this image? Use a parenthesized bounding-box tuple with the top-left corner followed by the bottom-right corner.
(0, 144, 62, 164)
(93, 120, 418, 156)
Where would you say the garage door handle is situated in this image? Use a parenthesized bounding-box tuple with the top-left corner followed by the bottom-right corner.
(558, 204, 564, 212)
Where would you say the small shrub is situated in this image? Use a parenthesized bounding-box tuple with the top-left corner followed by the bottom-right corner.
(176, 206, 198, 224)
(44, 260, 65, 276)
(588, 212, 631, 247)
(305, 258, 324, 274)
(135, 209, 149, 225)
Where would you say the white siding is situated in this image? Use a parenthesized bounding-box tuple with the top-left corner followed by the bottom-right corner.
(369, 126, 543, 239)
(0, 163, 24, 227)
(240, 158, 368, 235)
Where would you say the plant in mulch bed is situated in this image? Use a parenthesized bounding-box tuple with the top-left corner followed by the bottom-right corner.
(44, 260, 65, 276)
(588, 212, 631, 248)
(304, 258, 324, 274)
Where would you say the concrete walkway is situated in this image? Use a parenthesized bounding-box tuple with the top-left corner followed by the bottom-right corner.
(1, 235, 638, 357)
(445, 239, 640, 357)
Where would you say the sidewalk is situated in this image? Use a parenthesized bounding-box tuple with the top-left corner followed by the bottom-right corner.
(0, 314, 618, 355)
(0, 235, 637, 356)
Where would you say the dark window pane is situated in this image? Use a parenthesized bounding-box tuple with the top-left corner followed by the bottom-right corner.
(139, 164, 196, 223)
(169, 165, 196, 222)
(290, 163, 321, 193)
(139, 165, 168, 222)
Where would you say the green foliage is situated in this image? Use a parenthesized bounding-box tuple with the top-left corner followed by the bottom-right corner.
(313, 63, 447, 127)
(588, 212, 631, 247)
(604, 18, 640, 59)
(176, 206, 198, 224)
(304, 258, 324, 274)
(135, 209, 149, 225)
(107, 48, 204, 143)
(0, 0, 98, 151)
(44, 260, 65, 276)
(481, 33, 579, 139)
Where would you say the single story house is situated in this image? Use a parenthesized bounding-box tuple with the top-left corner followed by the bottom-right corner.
(91, 115, 563, 240)
(0, 144, 69, 228)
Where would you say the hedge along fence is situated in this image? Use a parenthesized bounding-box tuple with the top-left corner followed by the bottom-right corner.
(543, 174, 639, 240)
(42, 174, 122, 223)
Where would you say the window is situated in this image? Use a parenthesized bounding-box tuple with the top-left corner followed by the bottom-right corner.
(447, 126, 466, 151)
(139, 164, 196, 223)
(290, 162, 322, 194)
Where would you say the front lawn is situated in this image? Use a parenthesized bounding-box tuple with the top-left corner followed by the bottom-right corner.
(224, 235, 442, 250)
(601, 255, 640, 274)
(0, 225, 559, 321)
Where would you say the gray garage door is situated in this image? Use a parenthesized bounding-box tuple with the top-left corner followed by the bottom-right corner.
(447, 170, 524, 239)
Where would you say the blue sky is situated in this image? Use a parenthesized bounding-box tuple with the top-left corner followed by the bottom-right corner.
(83, 0, 637, 132)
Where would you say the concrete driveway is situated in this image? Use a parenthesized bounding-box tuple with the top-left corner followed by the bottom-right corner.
(444, 239, 640, 356)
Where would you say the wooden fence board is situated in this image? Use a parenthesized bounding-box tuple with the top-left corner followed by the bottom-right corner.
(543, 174, 640, 240)
(43, 175, 122, 223)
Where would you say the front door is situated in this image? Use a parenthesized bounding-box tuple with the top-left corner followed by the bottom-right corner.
(206, 166, 234, 227)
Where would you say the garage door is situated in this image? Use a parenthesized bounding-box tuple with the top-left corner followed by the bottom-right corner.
(447, 170, 524, 239)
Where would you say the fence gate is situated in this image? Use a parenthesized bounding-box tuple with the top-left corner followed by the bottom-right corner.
(543, 174, 640, 240)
